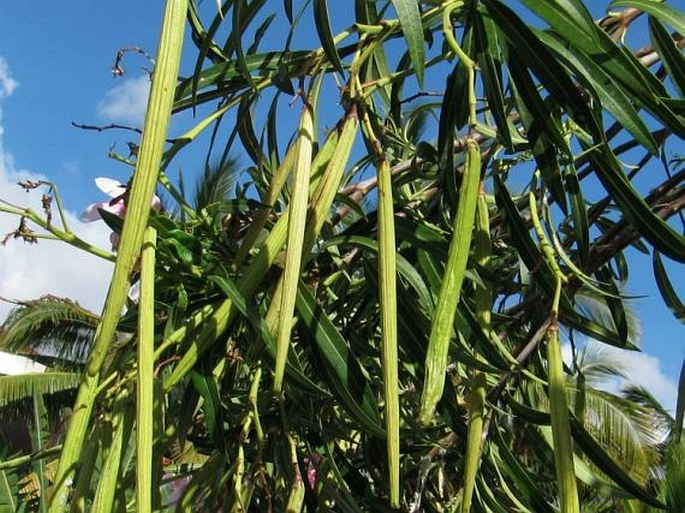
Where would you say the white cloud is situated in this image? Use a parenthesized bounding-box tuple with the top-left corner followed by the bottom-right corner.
(563, 339, 679, 412)
(0, 57, 18, 99)
(97, 75, 150, 125)
(0, 65, 114, 322)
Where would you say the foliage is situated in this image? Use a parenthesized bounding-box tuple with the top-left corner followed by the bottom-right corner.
(1, 0, 685, 511)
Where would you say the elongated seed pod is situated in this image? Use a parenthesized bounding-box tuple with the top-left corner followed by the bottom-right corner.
(285, 434, 305, 513)
(529, 190, 579, 512)
(50, 2, 188, 507)
(92, 391, 133, 513)
(264, 110, 359, 340)
(306, 105, 359, 245)
(164, 109, 347, 391)
(419, 139, 481, 425)
(462, 189, 490, 513)
(376, 156, 400, 508)
(273, 104, 314, 395)
(548, 313, 581, 513)
(137, 227, 156, 513)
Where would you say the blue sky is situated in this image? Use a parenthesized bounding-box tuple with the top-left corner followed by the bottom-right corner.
(0, 2, 682, 410)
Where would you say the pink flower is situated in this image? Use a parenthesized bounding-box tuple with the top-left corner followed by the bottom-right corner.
(81, 177, 161, 250)
(80, 177, 161, 222)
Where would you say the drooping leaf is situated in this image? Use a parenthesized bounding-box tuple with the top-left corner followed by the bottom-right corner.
(390, 0, 425, 86)
(611, 0, 685, 35)
(538, 30, 658, 155)
(648, 16, 685, 98)
(588, 146, 685, 262)
(295, 283, 384, 438)
(652, 251, 685, 322)
(313, 0, 345, 75)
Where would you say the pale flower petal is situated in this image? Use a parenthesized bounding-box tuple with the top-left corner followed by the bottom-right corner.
(151, 195, 162, 212)
(80, 200, 126, 222)
(95, 177, 126, 198)
(80, 202, 108, 222)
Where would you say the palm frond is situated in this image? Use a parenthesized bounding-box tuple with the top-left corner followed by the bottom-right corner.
(0, 296, 98, 364)
(0, 373, 81, 407)
(622, 385, 675, 442)
(575, 292, 642, 349)
(574, 340, 629, 385)
(193, 158, 241, 217)
(568, 386, 663, 484)
(659, 438, 685, 513)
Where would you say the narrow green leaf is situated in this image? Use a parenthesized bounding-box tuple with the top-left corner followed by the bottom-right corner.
(588, 146, 685, 262)
(675, 359, 685, 441)
(190, 371, 226, 454)
(284, 0, 293, 23)
(519, 0, 598, 48)
(538, 31, 658, 155)
(313, 0, 345, 75)
(189, 1, 232, 111)
(483, 0, 598, 135)
(565, 165, 590, 269)
(507, 51, 571, 154)
(232, 0, 257, 91)
(494, 176, 629, 347)
(492, 426, 557, 513)
(295, 283, 384, 438)
(612, 0, 685, 35)
(437, 62, 463, 206)
(321, 235, 433, 314)
(208, 275, 324, 395)
(237, 95, 268, 167)
(652, 251, 685, 322)
(474, 10, 512, 148)
(649, 16, 685, 98)
(390, 0, 425, 86)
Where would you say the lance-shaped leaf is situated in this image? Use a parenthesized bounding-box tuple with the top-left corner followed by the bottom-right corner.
(313, 0, 345, 75)
(390, 0, 425, 86)
(649, 16, 685, 98)
(537, 30, 658, 155)
(652, 251, 685, 322)
(611, 0, 685, 35)
(295, 283, 384, 437)
(520, 0, 598, 48)
(474, 10, 512, 148)
(588, 146, 685, 262)
(494, 176, 630, 347)
(483, 0, 599, 136)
